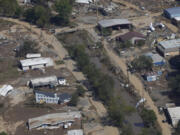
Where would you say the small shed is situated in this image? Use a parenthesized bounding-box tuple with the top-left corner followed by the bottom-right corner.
(75, 0, 92, 4)
(145, 52, 165, 66)
(20, 57, 54, 71)
(26, 53, 41, 59)
(57, 77, 67, 85)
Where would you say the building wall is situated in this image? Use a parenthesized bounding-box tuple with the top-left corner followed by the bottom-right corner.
(35, 93, 59, 104)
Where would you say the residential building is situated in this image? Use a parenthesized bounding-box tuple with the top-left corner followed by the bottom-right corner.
(98, 19, 132, 29)
(145, 52, 165, 66)
(67, 129, 83, 135)
(35, 90, 71, 104)
(157, 39, 180, 57)
(167, 107, 180, 127)
(164, 7, 180, 19)
(20, 57, 54, 71)
(116, 31, 145, 45)
(28, 111, 81, 130)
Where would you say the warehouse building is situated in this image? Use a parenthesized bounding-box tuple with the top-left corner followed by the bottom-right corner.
(20, 57, 54, 71)
(145, 52, 165, 66)
(167, 107, 180, 127)
(164, 7, 180, 19)
(28, 111, 81, 130)
(157, 39, 180, 57)
(35, 90, 71, 104)
(98, 19, 132, 29)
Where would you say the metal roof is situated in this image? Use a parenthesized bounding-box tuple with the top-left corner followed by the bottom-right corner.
(0, 85, 13, 96)
(159, 39, 180, 49)
(20, 57, 54, 67)
(167, 107, 180, 126)
(165, 7, 180, 18)
(98, 19, 131, 28)
(145, 52, 165, 64)
(28, 111, 81, 130)
(30, 76, 58, 87)
(68, 129, 83, 135)
(26, 53, 41, 59)
(75, 0, 92, 4)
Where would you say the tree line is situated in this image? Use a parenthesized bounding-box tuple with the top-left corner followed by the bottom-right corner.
(0, 0, 74, 27)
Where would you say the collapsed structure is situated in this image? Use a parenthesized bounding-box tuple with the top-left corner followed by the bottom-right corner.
(27, 111, 81, 130)
(20, 57, 54, 71)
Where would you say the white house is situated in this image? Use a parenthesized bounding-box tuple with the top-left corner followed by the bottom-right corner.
(167, 107, 180, 127)
(68, 129, 83, 135)
(20, 57, 54, 71)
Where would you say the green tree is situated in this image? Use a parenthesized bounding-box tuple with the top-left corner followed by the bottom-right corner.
(68, 92, 78, 106)
(168, 74, 180, 94)
(117, 40, 132, 49)
(16, 40, 39, 57)
(131, 56, 153, 71)
(0, 132, 7, 135)
(76, 85, 85, 97)
(108, 99, 124, 127)
(24, 5, 50, 27)
(141, 109, 157, 127)
(0, 0, 21, 17)
(54, 0, 73, 25)
(174, 121, 180, 135)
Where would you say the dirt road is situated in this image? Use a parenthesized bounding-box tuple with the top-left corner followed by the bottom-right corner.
(103, 40, 172, 135)
(1, 17, 86, 82)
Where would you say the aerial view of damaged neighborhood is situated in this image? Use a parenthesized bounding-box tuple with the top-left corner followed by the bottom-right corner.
(1, 0, 180, 135)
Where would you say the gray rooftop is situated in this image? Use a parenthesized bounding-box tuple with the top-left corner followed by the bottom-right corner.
(145, 52, 165, 63)
(98, 19, 131, 28)
(165, 7, 180, 17)
(159, 39, 180, 49)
